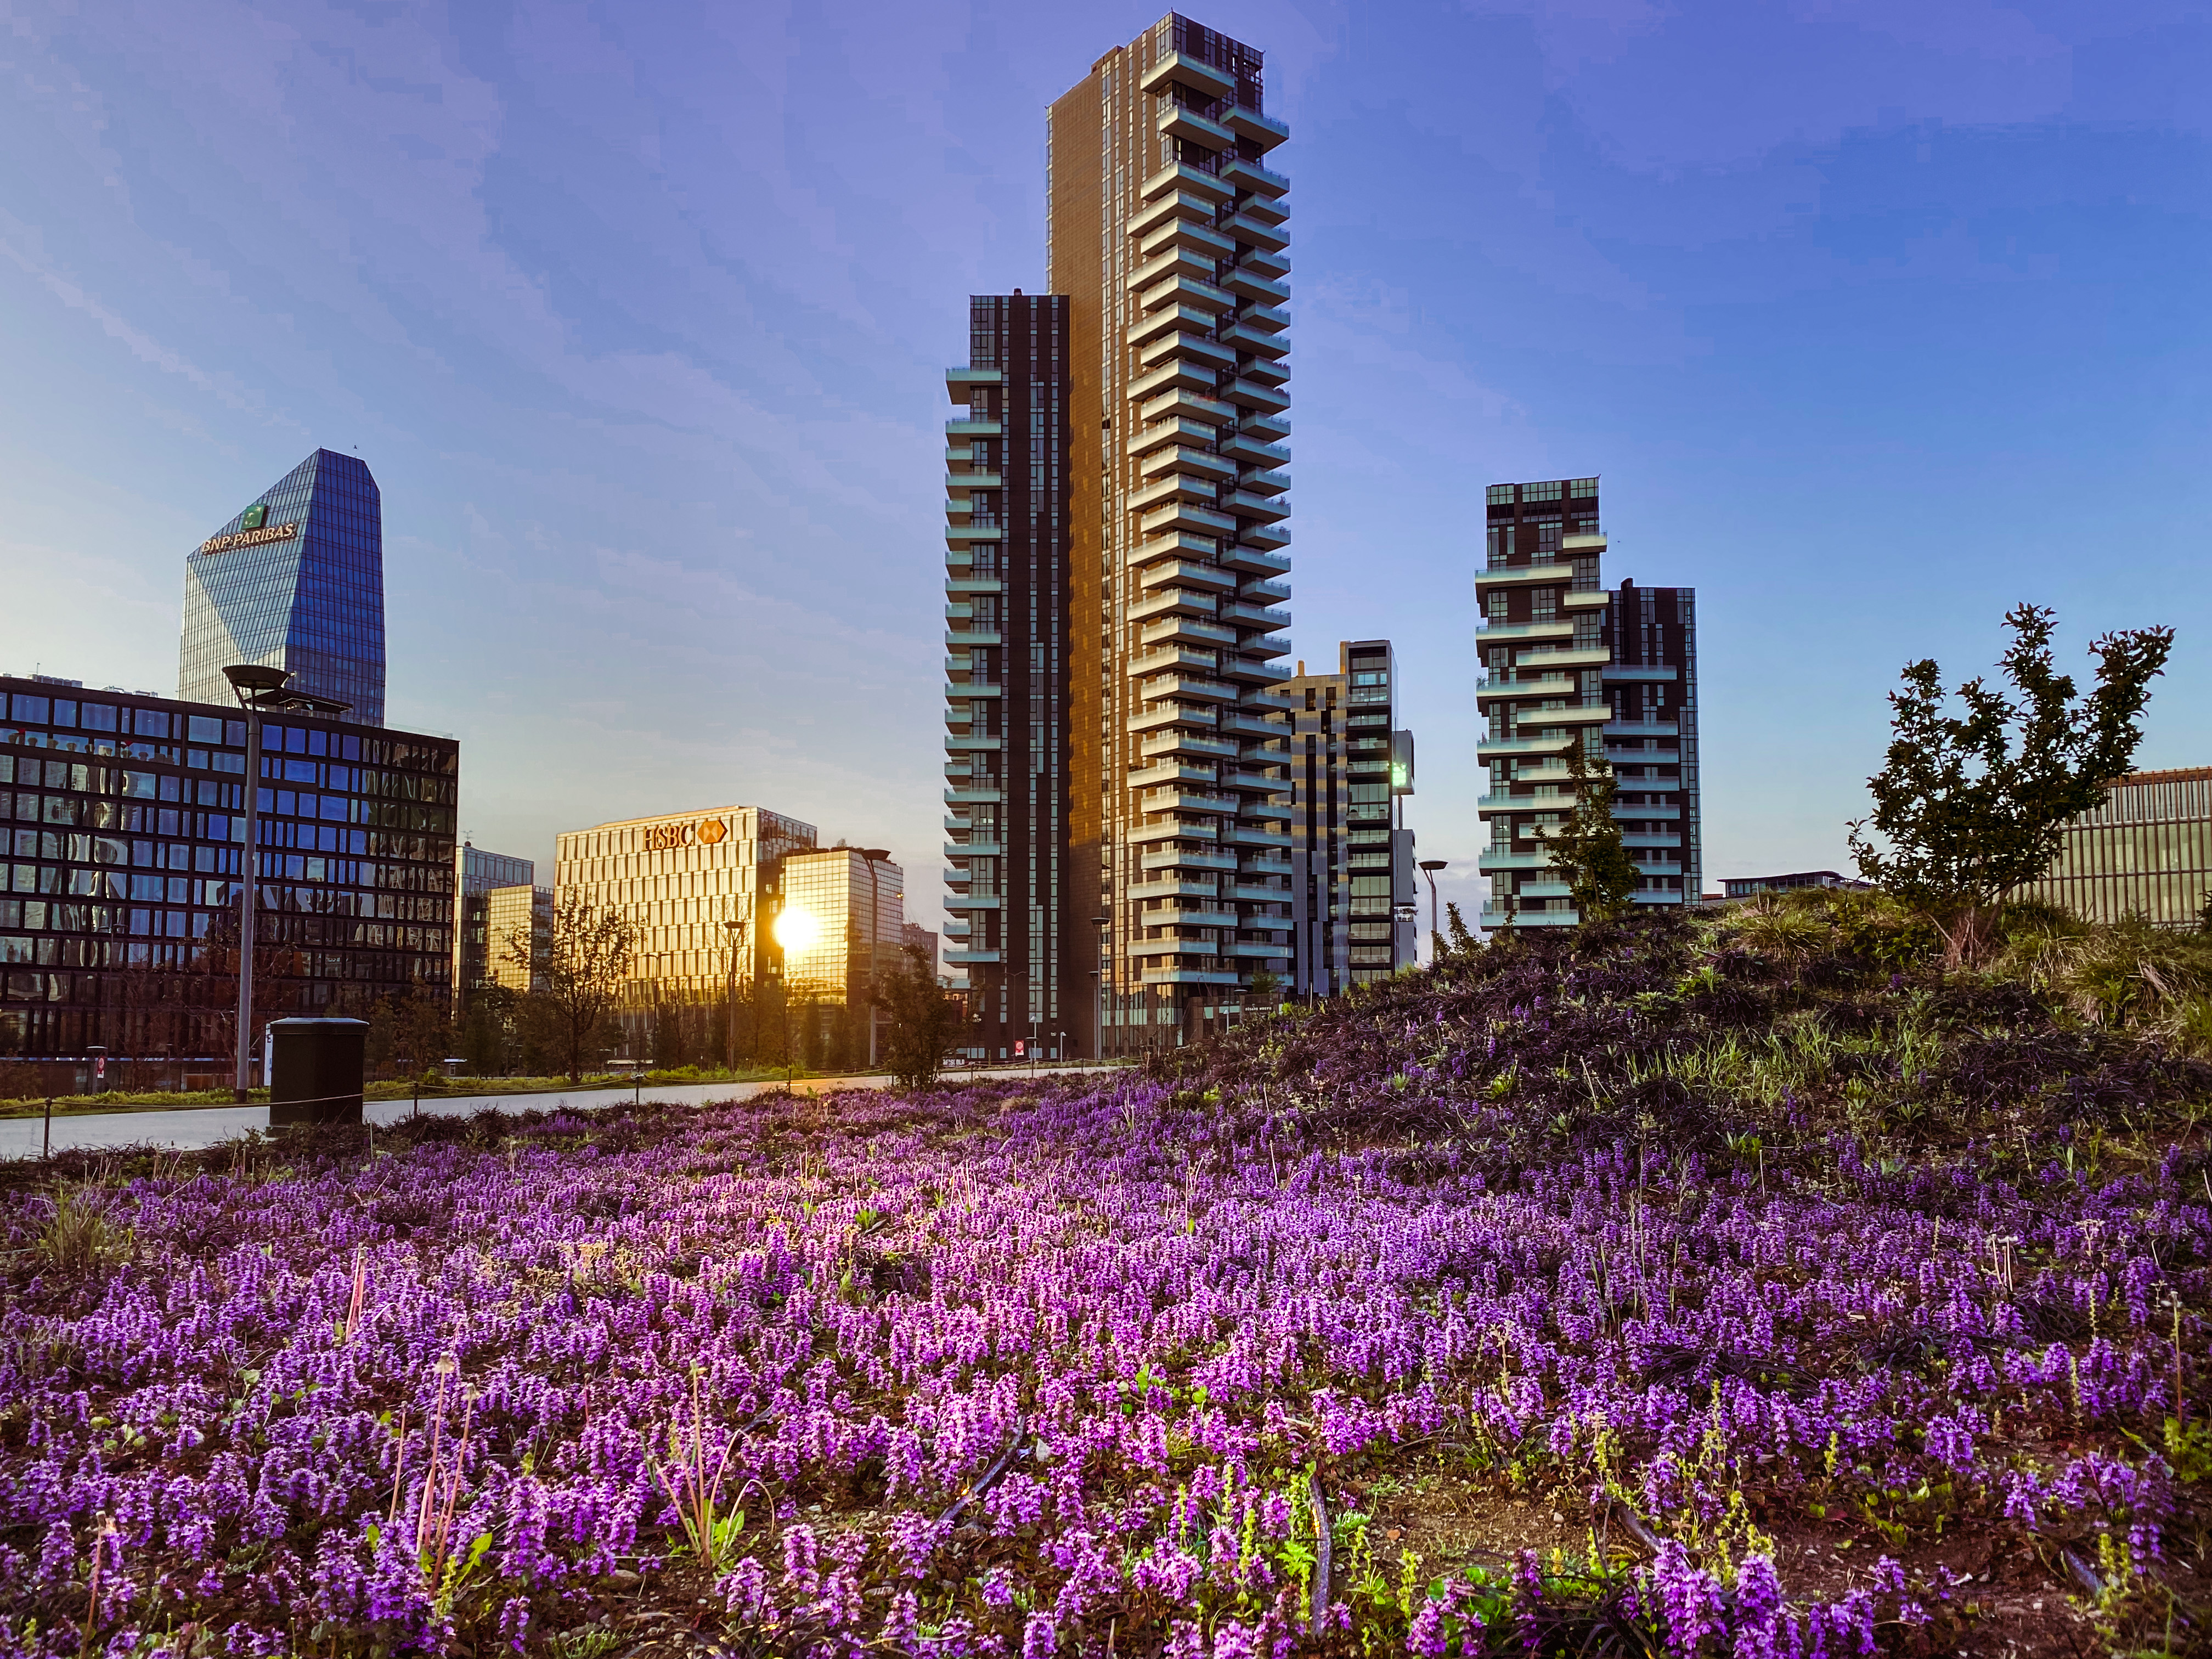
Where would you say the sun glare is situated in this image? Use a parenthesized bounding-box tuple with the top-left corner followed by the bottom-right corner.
(773, 906, 820, 953)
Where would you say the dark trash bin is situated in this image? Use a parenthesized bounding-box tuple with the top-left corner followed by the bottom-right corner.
(269, 1018, 368, 1127)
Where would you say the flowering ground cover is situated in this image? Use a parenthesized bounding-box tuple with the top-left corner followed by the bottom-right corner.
(3, 910, 2209, 1656)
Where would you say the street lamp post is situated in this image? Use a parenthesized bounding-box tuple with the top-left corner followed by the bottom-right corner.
(221, 665, 347, 1103)
(1418, 860, 1448, 957)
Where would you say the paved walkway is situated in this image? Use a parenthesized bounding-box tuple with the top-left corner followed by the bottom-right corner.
(0, 1064, 1113, 1161)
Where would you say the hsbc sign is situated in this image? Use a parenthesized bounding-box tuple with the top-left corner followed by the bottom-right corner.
(642, 817, 728, 853)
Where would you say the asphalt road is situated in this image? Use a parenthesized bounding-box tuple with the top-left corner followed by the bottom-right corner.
(0, 1064, 1113, 1161)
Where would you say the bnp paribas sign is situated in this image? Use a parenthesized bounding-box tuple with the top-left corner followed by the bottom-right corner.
(199, 502, 301, 556)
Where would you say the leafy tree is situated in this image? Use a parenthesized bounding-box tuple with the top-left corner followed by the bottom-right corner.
(1848, 603, 2173, 958)
(1242, 968, 1283, 1015)
(874, 945, 970, 1089)
(504, 896, 640, 1081)
(1542, 741, 1640, 924)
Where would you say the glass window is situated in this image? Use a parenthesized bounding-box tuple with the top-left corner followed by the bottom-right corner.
(134, 709, 170, 738)
(80, 703, 119, 733)
(188, 715, 223, 743)
(11, 695, 48, 723)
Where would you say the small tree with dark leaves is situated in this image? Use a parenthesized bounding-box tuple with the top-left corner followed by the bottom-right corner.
(504, 896, 639, 1081)
(1848, 602, 2173, 962)
(1542, 741, 1640, 925)
(876, 946, 971, 1089)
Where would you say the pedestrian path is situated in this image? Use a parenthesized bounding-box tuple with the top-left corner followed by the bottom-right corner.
(0, 1064, 1112, 1160)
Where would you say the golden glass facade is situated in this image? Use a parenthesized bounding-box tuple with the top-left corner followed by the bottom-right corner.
(2015, 768, 2212, 927)
(482, 884, 548, 992)
(553, 805, 815, 998)
(778, 849, 906, 1006)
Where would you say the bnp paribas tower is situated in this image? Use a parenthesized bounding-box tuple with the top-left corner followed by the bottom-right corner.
(178, 448, 387, 724)
(936, 15, 1291, 1059)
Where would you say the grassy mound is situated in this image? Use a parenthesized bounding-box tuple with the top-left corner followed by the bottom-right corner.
(0, 901, 2205, 1656)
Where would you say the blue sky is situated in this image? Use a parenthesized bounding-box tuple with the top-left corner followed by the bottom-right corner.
(2, 0, 2205, 935)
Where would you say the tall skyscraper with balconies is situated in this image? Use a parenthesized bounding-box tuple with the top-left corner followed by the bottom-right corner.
(1285, 641, 1418, 994)
(1475, 478, 1701, 927)
(180, 449, 387, 725)
(1047, 14, 1295, 1056)
(942, 295, 1073, 1060)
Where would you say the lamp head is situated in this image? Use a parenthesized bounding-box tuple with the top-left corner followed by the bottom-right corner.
(222, 664, 292, 698)
(1419, 860, 1448, 872)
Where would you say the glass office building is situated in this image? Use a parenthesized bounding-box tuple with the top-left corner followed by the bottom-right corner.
(482, 884, 551, 992)
(0, 674, 458, 1062)
(780, 848, 906, 1007)
(2015, 768, 2212, 927)
(180, 449, 388, 725)
(454, 843, 535, 994)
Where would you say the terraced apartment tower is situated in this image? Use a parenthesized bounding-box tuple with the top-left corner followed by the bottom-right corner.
(1475, 478, 1701, 927)
(1047, 14, 1296, 1056)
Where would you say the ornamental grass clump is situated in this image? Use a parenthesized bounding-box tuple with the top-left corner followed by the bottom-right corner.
(0, 910, 2207, 1656)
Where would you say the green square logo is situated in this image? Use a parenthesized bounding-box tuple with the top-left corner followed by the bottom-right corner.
(240, 504, 268, 531)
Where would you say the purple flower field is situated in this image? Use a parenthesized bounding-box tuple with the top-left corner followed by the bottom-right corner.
(3, 919, 2209, 1656)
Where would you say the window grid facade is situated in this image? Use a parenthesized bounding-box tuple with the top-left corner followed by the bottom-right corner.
(1475, 479, 1702, 928)
(0, 675, 458, 1059)
(943, 295, 1074, 1060)
(179, 449, 388, 726)
(1049, 13, 1295, 1056)
(2014, 768, 2212, 928)
(1285, 641, 1418, 995)
(780, 849, 907, 1007)
(455, 844, 535, 993)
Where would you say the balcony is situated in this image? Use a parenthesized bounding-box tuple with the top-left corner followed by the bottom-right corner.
(1136, 558, 1236, 596)
(1224, 212, 1289, 253)
(942, 682, 1002, 701)
(1222, 656, 1291, 686)
(1222, 542, 1291, 577)
(1128, 416, 1222, 457)
(1137, 672, 1239, 704)
(945, 733, 1003, 752)
(1126, 701, 1214, 734)
(1142, 160, 1237, 204)
(1142, 730, 1239, 761)
(944, 472, 1002, 495)
(945, 894, 1003, 912)
(1140, 273, 1236, 315)
(1236, 302, 1290, 335)
(1141, 50, 1236, 99)
(1225, 377, 1290, 414)
(1139, 445, 1237, 483)
(1148, 905, 1239, 929)
(945, 418, 1001, 437)
(1130, 936, 1221, 958)
(1221, 432, 1289, 466)
(1141, 500, 1236, 538)
(1244, 799, 1293, 821)
(1513, 645, 1613, 671)
(1562, 531, 1607, 552)
(1131, 759, 1220, 793)
(1127, 302, 1220, 346)
(1143, 847, 1239, 873)
(945, 947, 1003, 964)
(1227, 883, 1288, 903)
(1221, 708, 1290, 738)
(1156, 103, 1237, 150)
(1243, 575, 1291, 601)
(1237, 194, 1289, 228)
(1131, 472, 1217, 512)
(1142, 786, 1239, 817)
(1239, 245, 1290, 280)
(1605, 721, 1681, 738)
(1223, 323, 1289, 358)
(1128, 192, 1220, 240)
(945, 366, 1003, 388)
(1476, 733, 1575, 760)
(1138, 387, 1238, 425)
(944, 628, 1001, 649)
(1129, 531, 1222, 568)
(1130, 358, 1219, 399)
(1477, 618, 1575, 642)
(1222, 768, 1284, 791)
(1224, 104, 1288, 149)
(1142, 615, 1238, 649)
(1134, 244, 1220, 289)
(1223, 265, 1291, 304)
(1222, 822, 1293, 848)
(1141, 967, 1243, 986)
(944, 786, 1004, 804)
(1475, 675, 1576, 707)
(1224, 489, 1289, 523)
(1475, 561, 1575, 591)
(1239, 408, 1291, 441)
(944, 840, 1002, 858)
(1607, 748, 1680, 765)
(1139, 216, 1234, 261)
(1130, 878, 1223, 901)
(1562, 589, 1610, 612)
(1220, 155, 1289, 198)
(1145, 332, 1237, 374)
(1220, 599, 1291, 628)
(1131, 586, 1216, 622)
(945, 523, 1006, 548)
